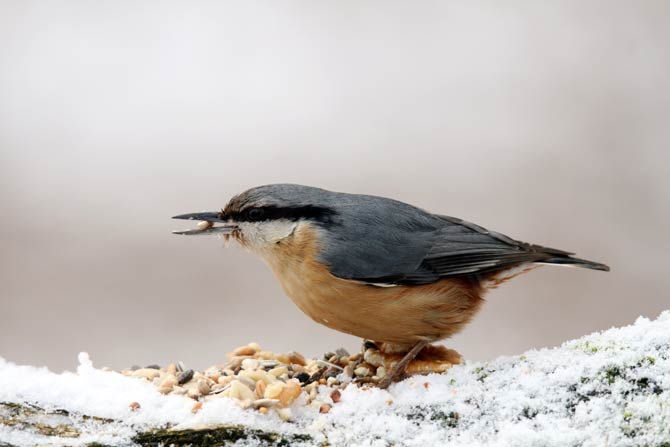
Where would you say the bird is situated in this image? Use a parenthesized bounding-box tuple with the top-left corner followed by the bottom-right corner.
(172, 184, 609, 388)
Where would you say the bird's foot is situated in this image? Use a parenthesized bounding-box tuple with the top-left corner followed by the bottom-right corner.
(360, 342, 462, 389)
(394, 344, 462, 375)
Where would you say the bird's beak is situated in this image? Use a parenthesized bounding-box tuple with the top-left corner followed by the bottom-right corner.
(171, 212, 238, 236)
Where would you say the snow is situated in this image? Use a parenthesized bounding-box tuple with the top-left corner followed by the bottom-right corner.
(1, 312, 669, 446)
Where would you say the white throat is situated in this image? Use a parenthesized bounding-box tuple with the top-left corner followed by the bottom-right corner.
(236, 219, 298, 252)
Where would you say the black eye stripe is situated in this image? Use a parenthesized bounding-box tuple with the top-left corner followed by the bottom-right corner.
(231, 205, 336, 223)
(247, 208, 265, 221)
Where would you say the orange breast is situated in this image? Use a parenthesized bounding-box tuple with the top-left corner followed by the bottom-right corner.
(259, 223, 485, 346)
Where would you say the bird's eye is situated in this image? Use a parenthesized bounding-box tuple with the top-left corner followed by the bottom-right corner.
(247, 208, 265, 221)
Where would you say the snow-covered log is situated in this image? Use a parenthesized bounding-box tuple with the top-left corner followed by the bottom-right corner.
(1, 312, 669, 447)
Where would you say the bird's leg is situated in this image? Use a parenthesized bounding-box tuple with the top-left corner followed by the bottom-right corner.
(377, 339, 430, 389)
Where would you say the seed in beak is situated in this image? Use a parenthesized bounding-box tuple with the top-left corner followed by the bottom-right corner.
(197, 221, 213, 231)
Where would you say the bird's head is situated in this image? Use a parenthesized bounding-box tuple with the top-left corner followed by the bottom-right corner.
(172, 184, 337, 254)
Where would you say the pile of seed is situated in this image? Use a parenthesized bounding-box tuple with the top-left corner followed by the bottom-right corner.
(119, 342, 392, 420)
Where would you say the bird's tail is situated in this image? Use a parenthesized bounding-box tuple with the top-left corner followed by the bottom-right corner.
(538, 255, 610, 272)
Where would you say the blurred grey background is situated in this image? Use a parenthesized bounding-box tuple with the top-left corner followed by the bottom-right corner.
(1, 1, 668, 372)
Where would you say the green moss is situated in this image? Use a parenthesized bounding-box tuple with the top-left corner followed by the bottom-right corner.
(429, 411, 459, 428)
(604, 366, 621, 384)
(405, 406, 459, 428)
(583, 341, 599, 353)
(577, 340, 621, 354)
(473, 366, 490, 382)
(133, 425, 313, 447)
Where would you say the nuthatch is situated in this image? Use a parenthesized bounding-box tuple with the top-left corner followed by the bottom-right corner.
(173, 184, 609, 387)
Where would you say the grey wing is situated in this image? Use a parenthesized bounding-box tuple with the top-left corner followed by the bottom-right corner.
(317, 203, 440, 284)
(321, 210, 571, 286)
(401, 215, 571, 284)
